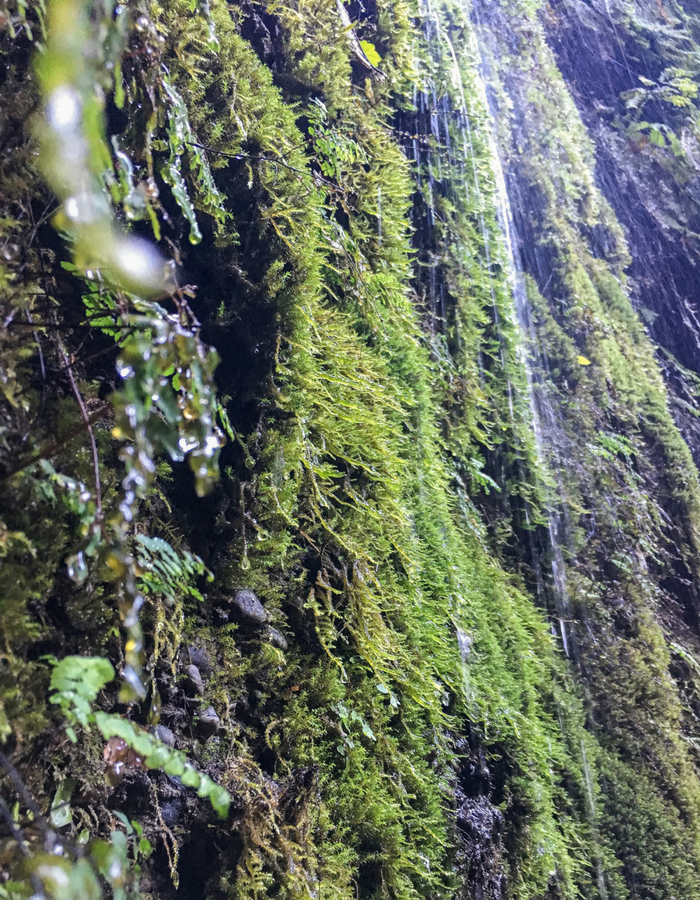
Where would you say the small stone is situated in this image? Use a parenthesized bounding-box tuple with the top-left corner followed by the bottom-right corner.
(196, 705, 221, 739)
(188, 645, 212, 676)
(268, 627, 288, 650)
(230, 589, 267, 629)
(154, 725, 175, 747)
(159, 799, 182, 828)
(185, 664, 205, 695)
(213, 607, 230, 625)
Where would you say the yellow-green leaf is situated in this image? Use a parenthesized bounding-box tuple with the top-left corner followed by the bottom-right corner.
(360, 40, 381, 67)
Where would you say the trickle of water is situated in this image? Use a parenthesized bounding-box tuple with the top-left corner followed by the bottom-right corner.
(581, 739, 609, 900)
(464, 17, 576, 659)
(67, 550, 88, 584)
(467, 9, 611, 896)
(456, 626, 475, 706)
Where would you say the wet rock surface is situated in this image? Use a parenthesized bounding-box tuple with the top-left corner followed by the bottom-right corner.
(196, 705, 221, 739)
(153, 724, 176, 747)
(188, 645, 212, 676)
(267, 626, 288, 650)
(456, 794, 507, 900)
(229, 588, 268, 629)
(185, 663, 205, 696)
(544, 4, 700, 464)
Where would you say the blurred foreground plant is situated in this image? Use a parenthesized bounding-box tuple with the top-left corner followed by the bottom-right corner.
(0, 0, 231, 894)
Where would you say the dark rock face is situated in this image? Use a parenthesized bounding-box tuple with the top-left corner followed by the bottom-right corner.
(544, 0, 700, 465)
(108, 769, 153, 818)
(196, 705, 221, 739)
(188, 645, 212, 676)
(267, 626, 288, 650)
(452, 737, 507, 900)
(455, 795, 507, 900)
(156, 774, 188, 828)
(230, 589, 267, 629)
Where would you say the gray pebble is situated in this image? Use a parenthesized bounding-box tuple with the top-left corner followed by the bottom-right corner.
(268, 627, 289, 650)
(188, 645, 212, 676)
(185, 664, 205, 695)
(231, 589, 267, 628)
(213, 607, 230, 625)
(154, 725, 176, 747)
(159, 799, 182, 828)
(196, 705, 221, 739)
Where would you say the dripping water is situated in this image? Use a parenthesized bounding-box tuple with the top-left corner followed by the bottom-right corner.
(466, 14, 576, 660)
(581, 739, 610, 900)
(467, 7, 612, 894)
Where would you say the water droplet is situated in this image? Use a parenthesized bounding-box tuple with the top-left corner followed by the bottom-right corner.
(46, 86, 81, 132)
(111, 235, 169, 293)
(66, 551, 88, 584)
(64, 197, 80, 220)
(109, 859, 123, 880)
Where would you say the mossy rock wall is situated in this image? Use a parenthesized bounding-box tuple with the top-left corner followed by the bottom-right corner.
(2, 0, 700, 897)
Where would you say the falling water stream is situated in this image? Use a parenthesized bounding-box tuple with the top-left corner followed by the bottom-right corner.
(416, 3, 611, 892)
(413, 0, 575, 668)
(465, 22, 576, 660)
(468, 34, 611, 896)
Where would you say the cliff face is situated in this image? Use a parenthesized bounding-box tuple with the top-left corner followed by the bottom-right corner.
(475, 0, 700, 892)
(3, 0, 700, 898)
(545, 0, 700, 452)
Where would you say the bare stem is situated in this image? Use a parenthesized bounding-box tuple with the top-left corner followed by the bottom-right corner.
(56, 336, 103, 521)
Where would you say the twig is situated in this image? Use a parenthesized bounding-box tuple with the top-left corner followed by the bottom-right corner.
(0, 795, 48, 898)
(0, 401, 112, 484)
(55, 337, 103, 520)
(0, 750, 50, 833)
(0, 797, 30, 856)
(0, 754, 65, 889)
(24, 308, 46, 417)
(187, 141, 333, 186)
(53, 337, 129, 375)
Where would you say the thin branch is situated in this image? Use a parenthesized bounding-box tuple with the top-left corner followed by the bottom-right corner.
(0, 750, 50, 833)
(0, 755, 61, 889)
(0, 797, 30, 857)
(25, 308, 46, 420)
(56, 339, 128, 373)
(187, 141, 331, 185)
(0, 797, 55, 899)
(0, 401, 112, 484)
(55, 336, 103, 521)
(6, 319, 120, 329)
